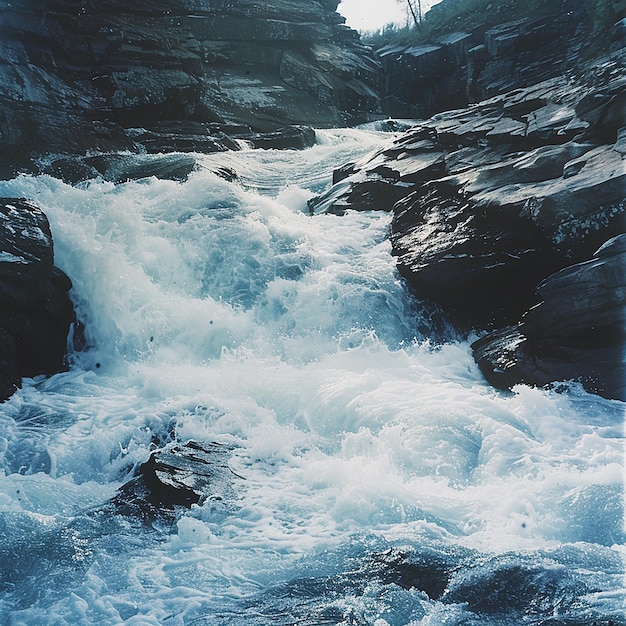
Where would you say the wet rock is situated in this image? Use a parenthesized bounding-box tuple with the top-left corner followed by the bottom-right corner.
(390, 182, 559, 326)
(41, 153, 200, 185)
(308, 127, 446, 215)
(220, 542, 619, 626)
(472, 235, 626, 400)
(442, 554, 584, 618)
(368, 546, 613, 623)
(0, 0, 381, 176)
(237, 125, 317, 151)
(123, 122, 241, 155)
(312, 56, 626, 321)
(0, 199, 75, 401)
(113, 440, 242, 525)
(367, 546, 465, 600)
(308, 47, 625, 397)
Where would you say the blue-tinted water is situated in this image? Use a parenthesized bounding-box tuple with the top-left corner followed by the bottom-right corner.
(0, 127, 623, 625)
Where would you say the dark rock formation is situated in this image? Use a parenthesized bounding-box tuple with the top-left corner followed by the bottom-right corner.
(0, 198, 74, 401)
(214, 544, 623, 626)
(377, 0, 625, 118)
(472, 235, 626, 400)
(378, 33, 474, 118)
(0, 169, 75, 401)
(40, 153, 201, 186)
(113, 440, 242, 525)
(308, 44, 625, 397)
(0, 0, 381, 178)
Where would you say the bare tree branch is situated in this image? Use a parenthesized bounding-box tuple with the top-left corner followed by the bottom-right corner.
(398, 0, 422, 29)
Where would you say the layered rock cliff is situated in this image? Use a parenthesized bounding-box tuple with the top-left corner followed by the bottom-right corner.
(377, 0, 624, 118)
(0, 0, 381, 177)
(309, 35, 626, 399)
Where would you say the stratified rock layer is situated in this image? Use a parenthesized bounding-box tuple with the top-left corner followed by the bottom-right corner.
(0, 198, 74, 401)
(377, 0, 624, 118)
(308, 47, 626, 399)
(0, 0, 381, 176)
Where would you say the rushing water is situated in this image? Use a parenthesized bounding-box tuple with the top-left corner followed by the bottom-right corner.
(0, 126, 624, 625)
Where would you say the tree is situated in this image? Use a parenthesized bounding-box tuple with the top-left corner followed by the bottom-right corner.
(399, 0, 423, 29)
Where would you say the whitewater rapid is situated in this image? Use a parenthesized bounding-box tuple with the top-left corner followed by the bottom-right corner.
(0, 126, 623, 625)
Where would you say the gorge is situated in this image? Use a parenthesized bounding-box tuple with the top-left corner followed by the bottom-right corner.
(0, 1, 624, 624)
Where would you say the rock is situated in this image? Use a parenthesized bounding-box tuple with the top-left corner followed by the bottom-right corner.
(472, 235, 626, 400)
(377, 1, 611, 118)
(306, 41, 625, 398)
(236, 125, 317, 151)
(377, 38, 470, 118)
(123, 121, 242, 155)
(366, 546, 467, 600)
(441, 554, 584, 617)
(308, 127, 446, 215)
(311, 56, 626, 330)
(0, 0, 381, 177)
(390, 182, 559, 326)
(113, 440, 242, 525)
(0, 198, 75, 401)
(41, 153, 200, 185)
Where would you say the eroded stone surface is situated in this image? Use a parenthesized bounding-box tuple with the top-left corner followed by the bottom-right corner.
(471, 235, 626, 400)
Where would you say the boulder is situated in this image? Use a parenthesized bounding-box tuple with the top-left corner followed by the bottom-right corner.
(472, 235, 626, 400)
(113, 440, 242, 525)
(0, 198, 75, 401)
(390, 183, 559, 326)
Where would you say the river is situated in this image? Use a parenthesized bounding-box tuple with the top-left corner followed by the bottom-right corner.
(0, 126, 623, 625)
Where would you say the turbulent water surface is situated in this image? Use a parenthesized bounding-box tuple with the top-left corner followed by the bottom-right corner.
(0, 126, 624, 625)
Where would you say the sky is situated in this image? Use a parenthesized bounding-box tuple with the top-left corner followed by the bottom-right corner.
(338, 0, 441, 32)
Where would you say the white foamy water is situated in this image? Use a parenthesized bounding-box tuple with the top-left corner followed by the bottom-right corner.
(0, 127, 623, 625)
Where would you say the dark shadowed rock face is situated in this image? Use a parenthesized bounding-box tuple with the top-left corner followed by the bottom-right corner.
(0, 0, 381, 177)
(0, 198, 75, 401)
(472, 235, 626, 401)
(217, 544, 621, 626)
(113, 440, 242, 525)
(377, 0, 624, 118)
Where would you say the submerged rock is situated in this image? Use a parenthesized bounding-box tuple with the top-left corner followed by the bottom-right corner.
(113, 440, 242, 525)
(0, 198, 74, 401)
(202, 543, 622, 625)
